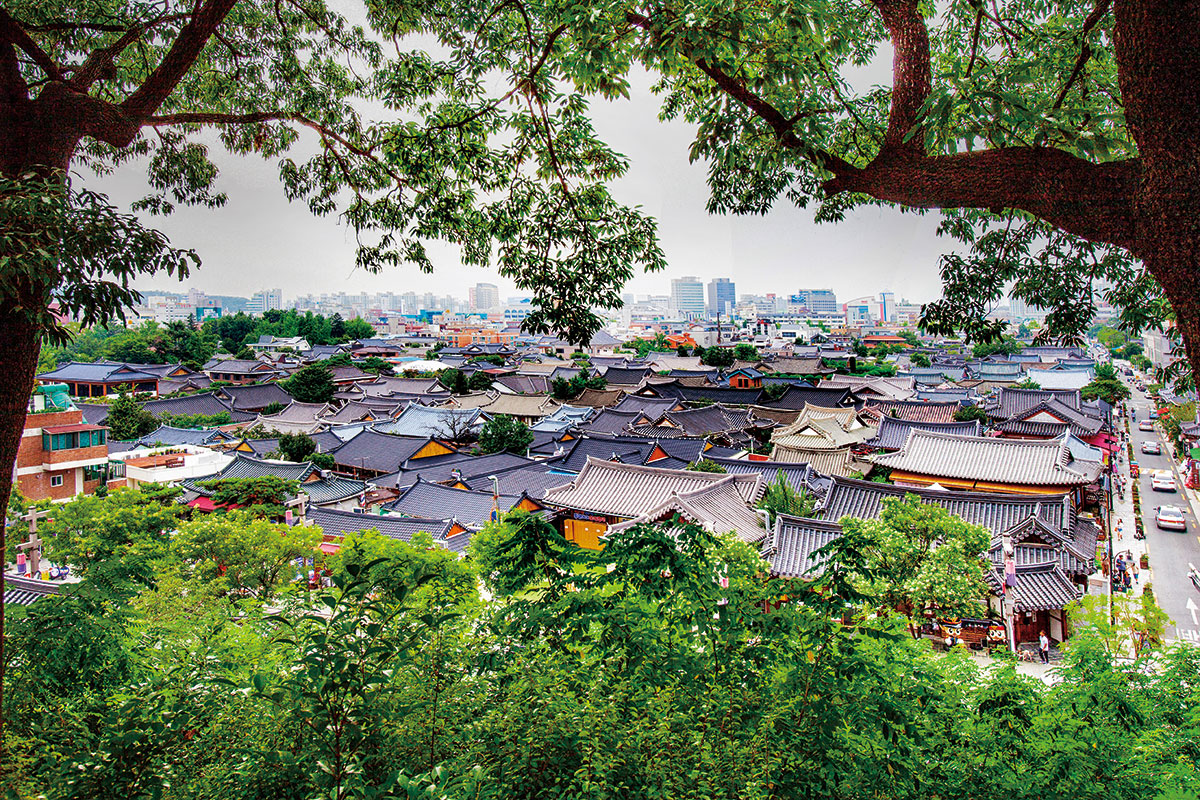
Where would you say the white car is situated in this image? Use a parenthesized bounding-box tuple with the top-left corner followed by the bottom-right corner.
(1156, 505, 1187, 531)
(1152, 471, 1176, 492)
(1138, 420, 1154, 432)
(1141, 440, 1162, 455)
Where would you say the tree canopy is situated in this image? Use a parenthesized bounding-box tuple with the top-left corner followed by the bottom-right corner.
(477, 414, 534, 455)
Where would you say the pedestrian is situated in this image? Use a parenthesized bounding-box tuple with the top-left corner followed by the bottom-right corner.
(1038, 631, 1051, 664)
(1116, 518, 1124, 540)
(1132, 558, 1140, 583)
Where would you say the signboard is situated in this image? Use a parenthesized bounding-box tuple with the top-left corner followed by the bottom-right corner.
(572, 511, 607, 523)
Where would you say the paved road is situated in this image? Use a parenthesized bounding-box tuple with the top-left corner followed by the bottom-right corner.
(1122, 374, 1200, 644)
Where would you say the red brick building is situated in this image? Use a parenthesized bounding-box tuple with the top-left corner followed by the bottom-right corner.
(17, 404, 110, 502)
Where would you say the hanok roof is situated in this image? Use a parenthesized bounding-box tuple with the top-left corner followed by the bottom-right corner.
(204, 358, 278, 375)
(321, 401, 387, 425)
(759, 357, 829, 375)
(602, 366, 655, 386)
(529, 404, 594, 432)
(543, 457, 764, 519)
(384, 479, 530, 528)
(3, 573, 63, 607)
(985, 562, 1081, 612)
(761, 515, 844, 578)
(373, 404, 485, 438)
(612, 394, 684, 417)
(871, 430, 1103, 487)
(821, 375, 916, 401)
(493, 373, 552, 394)
(1025, 369, 1093, 391)
(140, 393, 251, 421)
(997, 399, 1102, 438)
(136, 425, 236, 448)
(865, 417, 983, 450)
(607, 476, 768, 544)
(659, 404, 764, 438)
(218, 382, 293, 411)
(757, 385, 855, 411)
(699, 456, 832, 498)
(987, 387, 1083, 419)
(38, 361, 159, 384)
(195, 452, 319, 483)
(578, 408, 645, 436)
(768, 443, 860, 477)
(307, 505, 456, 544)
(862, 400, 960, 424)
(648, 383, 764, 405)
(252, 402, 333, 435)
(328, 430, 458, 475)
(571, 387, 627, 408)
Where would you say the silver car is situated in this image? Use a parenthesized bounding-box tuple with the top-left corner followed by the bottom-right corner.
(1156, 505, 1187, 531)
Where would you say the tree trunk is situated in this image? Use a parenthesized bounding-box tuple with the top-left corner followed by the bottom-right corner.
(0, 306, 40, 761)
(1114, 1, 1200, 381)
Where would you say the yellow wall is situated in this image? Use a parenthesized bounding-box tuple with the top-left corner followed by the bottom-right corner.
(564, 518, 606, 550)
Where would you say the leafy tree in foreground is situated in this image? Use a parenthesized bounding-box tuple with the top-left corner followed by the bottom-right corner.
(477, 414, 533, 455)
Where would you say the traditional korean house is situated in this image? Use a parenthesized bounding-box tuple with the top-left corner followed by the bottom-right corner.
(765, 476, 1100, 643)
(542, 457, 765, 548)
(871, 429, 1104, 496)
(37, 361, 163, 398)
(864, 416, 983, 452)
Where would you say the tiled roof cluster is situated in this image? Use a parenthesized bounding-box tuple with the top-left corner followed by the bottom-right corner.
(871, 430, 1103, 487)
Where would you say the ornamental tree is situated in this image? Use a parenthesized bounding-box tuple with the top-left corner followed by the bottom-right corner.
(478, 414, 534, 455)
(838, 494, 991, 624)
(173, 511, 321, 599)
(281, 363, 334, 404)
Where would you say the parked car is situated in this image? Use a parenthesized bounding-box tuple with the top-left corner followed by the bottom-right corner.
(1156, 505, 1188, 531)
(1139, 420, 1155, 431)
(1142, 440, 1162, 455)
(1152, 471, 1176, 491)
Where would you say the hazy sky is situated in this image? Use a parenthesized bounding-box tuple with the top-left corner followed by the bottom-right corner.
(88, 23, 957, 307)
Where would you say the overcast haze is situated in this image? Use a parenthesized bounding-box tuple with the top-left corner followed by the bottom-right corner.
(88, 54, 956, 307)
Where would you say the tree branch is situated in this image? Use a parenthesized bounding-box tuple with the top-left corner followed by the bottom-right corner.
(0, 39, 25, 103)
(0, 7, 64, 82)
(869, 0, 931, 159)
(823, 147, 1139, 251)
(145, 110, 375, 158)
(1052, 0, 1111, 110)
(121, 0, 238, 120)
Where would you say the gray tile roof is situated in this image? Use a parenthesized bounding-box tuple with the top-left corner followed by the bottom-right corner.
(463, 464, 575, 496)
(543, 457, 764, 518)
(373, 404, 485, 438)
(761, 515, 844, 578)
(862, 400, 960, 424)
(998, 398, 1102, 437)
(191, 453, 319, 485)
(384, 479, 528, 528)
(328, 430, 458, 475)
(602, 366, 655, 385)
(987, 387, 1082, 419)
(140, 393, 238, 419)
(307, 505, 455, 543)
(3, 573, 64, 606)
(219, 382, 293, 411)
(303, 477, 369, 506)
(578, 408, 645, 435)
(703, 456, 832, 497)
(607, 476, 769, 544)
(76, 403, 111, 425)
(612, 395, 683, 416)
(38, 361, 159, 383)
(866, 417, 982, 450)
(872, 430, 1103, 487)
(757, 385, 854, 411)
(985, 563, 1081, 612)
(136, 425, 235, 447)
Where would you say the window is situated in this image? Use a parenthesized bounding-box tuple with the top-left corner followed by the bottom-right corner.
(83, 464, 106, 482)
(50, 475, 63, 488)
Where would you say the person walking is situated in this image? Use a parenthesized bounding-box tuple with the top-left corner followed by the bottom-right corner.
(1132, 558, 1140, 584)
(1038, 631, 1051, 664)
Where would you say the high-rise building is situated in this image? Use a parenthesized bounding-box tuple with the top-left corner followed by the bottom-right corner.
(879, 291, 896, 323)
(247, 288, 283, 316)
(790, 289, 839, 316)
(670, 276, 705, 316)
(469, 283, 500, 311)
(707, 278, 736, 315)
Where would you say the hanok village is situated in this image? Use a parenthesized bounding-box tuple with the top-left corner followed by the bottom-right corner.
(10, 337, 1138, 656)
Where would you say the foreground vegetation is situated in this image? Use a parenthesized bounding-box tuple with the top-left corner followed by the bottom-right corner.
(3, 495, 1199, 799)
